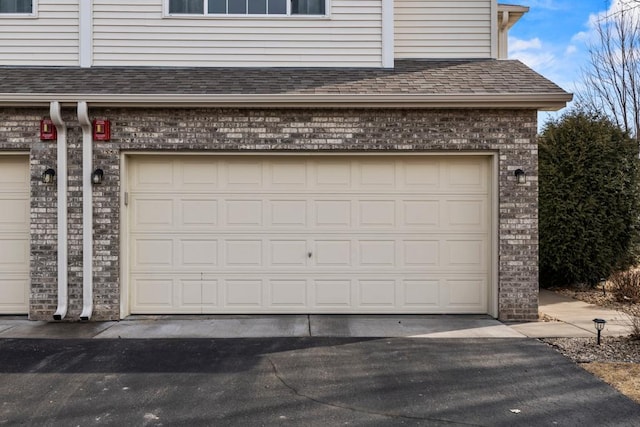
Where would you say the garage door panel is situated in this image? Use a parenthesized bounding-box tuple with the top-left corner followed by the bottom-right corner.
(180, 239, 218, 266)
(225, 200, 263, 226)
(402, 200, 439, 227)
(445, 239, 486, 268)
(359, 241, 396, 266)
(181, 160, 218, 186)
(314, 240, 352, 266)
(269, 161, 307, 187)
(314, 200, 352, 227)
(132, 159, 174, 188)
(0, 161, 29, 187)
(358, 280, 396, 307)
(402, 159, 440, 188)
(447, 278, 487, 308)
(313, 162, 352, 187)
(446, 199, 487, 229)
(270, 200, 307, 226)
(359, 201, 396, 226)
(224, 240, 262, 266)
(0, 277, 29, 311)
(134, 239, 174, 268)
(0, 238, 28, 267)
(182, 199, 218, 226)
(401, 279, 440, 307)
(269, 279, 308, 307)
(446, 159, 489, 191)
(0, 156, 29, 315)
(358, 161, 396, 187)
(225, 161, 263, 187)
(313, 279, 352, 307)
(224, 279, 263, 307)
(133, 199, 174, 228)
(133, 278, 174, 308)
(402, 240, 440, 266)
(128, 155, 491, 314)
(270, 240, 307, 266)
(178, 278, 219, 308)
(0, 198, 29, 228)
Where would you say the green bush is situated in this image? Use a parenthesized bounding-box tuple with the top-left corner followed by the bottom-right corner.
(539, 110, 640, 287)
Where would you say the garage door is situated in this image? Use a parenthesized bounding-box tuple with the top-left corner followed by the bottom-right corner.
(127, 155, 491, 314)
(0, 156, 30, 314)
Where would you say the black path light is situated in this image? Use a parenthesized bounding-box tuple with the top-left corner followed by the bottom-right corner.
(593, 318, 606, 345)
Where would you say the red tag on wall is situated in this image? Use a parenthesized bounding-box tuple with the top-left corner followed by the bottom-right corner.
(40, 119, 57, 141)
(93, 119, 111, 141)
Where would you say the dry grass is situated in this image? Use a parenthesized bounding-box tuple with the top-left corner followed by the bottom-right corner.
(581, 363, 640, 404)
(609, 270, 640, 304)
(548, 278, 640, 403)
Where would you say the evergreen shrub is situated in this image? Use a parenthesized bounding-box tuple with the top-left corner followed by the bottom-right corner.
(539, 111, 640, 287)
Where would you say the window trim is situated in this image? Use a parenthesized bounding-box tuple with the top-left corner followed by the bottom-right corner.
(164, 0, 329, 18)
(0, 0, 37, 17)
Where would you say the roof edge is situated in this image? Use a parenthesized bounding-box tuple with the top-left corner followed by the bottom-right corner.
(0, 93, 573, 111)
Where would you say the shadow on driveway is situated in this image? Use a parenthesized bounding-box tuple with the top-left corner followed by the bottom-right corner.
(0, 338, 638, 426)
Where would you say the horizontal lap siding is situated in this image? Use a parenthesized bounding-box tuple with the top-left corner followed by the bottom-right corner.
(0, 0, 79, 66)
(92, 0, 383, 67)
(394, 0, 492, 59)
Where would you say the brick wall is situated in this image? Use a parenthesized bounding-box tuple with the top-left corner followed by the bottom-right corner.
(1, 107, 538, 321)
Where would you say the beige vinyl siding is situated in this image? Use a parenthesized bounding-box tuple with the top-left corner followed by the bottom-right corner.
(0, 0, 79, 66)
(395, 0, 492, 59)
(92, 0, 383, 67)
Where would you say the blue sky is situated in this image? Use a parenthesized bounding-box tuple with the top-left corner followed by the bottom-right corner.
(507, 0, 616, 126)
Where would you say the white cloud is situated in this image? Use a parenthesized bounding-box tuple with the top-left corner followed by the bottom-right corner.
(510, 37, 543, 51)
(508, 36, 556, 71)
(565, 45, 577, 55)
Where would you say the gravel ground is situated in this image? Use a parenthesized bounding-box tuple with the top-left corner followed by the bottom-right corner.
(543, 284, 640, 364)
(543, 337, 640, 363)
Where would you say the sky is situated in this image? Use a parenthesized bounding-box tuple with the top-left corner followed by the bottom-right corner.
(507, 0, 623, 126)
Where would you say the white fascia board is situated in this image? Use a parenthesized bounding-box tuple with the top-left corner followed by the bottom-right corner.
(0, 92, 573, 110)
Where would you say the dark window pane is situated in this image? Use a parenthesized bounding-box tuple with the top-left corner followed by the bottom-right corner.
(248, 0, 266, 14)
(0, 0, 32, 13)
(268, 0, 286, 14)
(169, 0, 204, 14)
(228, 0, 247, 14)
(291, 0, 324, 15)
(208, 0, 226, 13)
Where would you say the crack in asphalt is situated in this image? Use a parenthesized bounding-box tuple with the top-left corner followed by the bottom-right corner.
(266, 357, 486, 426)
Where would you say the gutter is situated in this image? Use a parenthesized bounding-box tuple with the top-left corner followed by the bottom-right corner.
(51, 101, 68, 321)
(78, 102, 93, 321)
(0, 93, 573, 111)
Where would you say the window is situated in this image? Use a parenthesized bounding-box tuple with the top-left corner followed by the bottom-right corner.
(0, 0, 32, 14)
(168, 0, 325, 15)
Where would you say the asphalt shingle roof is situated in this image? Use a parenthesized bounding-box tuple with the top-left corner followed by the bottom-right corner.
(0, 59, 568, 96)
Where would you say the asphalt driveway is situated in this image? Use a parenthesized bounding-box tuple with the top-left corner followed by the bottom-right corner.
(0, 338, 638, 426)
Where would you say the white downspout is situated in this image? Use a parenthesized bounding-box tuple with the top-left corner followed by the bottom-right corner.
(78, 102, 94, 321)
(51, 101, 68, 321)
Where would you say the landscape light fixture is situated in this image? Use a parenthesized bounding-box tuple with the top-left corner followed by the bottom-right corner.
(42, 168, 56, 184)
(91, 168, 104, 185)
(514, 169, 526, 184)
(593, 318, 606, 345)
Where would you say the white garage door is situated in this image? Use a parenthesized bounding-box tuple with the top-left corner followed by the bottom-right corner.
(127, 155, 491, 314)
(0, 156, 30, 314)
